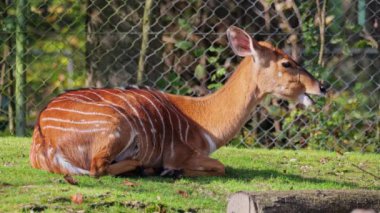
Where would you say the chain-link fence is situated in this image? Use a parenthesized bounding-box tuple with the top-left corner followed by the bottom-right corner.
(0, 0, 379, 152)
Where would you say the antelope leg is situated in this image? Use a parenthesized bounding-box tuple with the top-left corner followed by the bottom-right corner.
(107, 159, 141, 176)
(181, 154, 225, 177)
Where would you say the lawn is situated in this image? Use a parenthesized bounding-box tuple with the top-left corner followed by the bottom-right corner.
(0, 137, 379, 212)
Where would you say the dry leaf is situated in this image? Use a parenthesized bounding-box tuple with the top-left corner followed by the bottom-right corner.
(123, 179, 138, 187)
(300, 165, 312, 173)
(64, 175, 78, 185)
(71, 193, 83, 204)
(177, 190, 189, 198)
(319, 157, 329, 164)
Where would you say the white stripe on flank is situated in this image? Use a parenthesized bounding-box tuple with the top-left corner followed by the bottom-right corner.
(47, 147, 54, 158)
(112, 92, 151, 164)
(203, 133, 217, 154)
(160, 106, 169, 161)
(134, 104, 153, 163)
(41, 117, 110, 125)
(169, 113, 175, 158)
(129, 91, 164, 163)
(56, 95, 134, 128)
(50, 99, 73, 104)
(126, 91, 156, 163)
(153, 91, 178, 157)
(146, 93, 169, 162)
(54, 151, 90, 174)
(102, 89, 149, 138)
(43, 125, 108, 133)
(156, 92, 190, 143)
(85, 92, 136, 128)
(184, 121, 190, 142)
(78, 146, 86, 154)
(44, 107, 115, 118)
(65, 93, 95, 101)
(174, 111, 183, 141)
(114, 131, 137, 162)
(112, 89, 151, 158)
(93, 89, 155, 163)
(111, 89, 156, 161)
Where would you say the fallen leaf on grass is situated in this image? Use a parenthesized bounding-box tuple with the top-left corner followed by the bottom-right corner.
(319, 157, 329, 164)
(176, 190, 189, 198)
(20, 185, 38, 193)
(64, 175, 78, 185)
(71, 193, 83, 204)
(3, 162, 14, 167)
(123, 179, 138, 187)
(300, 165, 312, 173)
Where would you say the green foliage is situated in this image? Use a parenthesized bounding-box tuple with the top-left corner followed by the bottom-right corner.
(175, 40, 193, 51)
(156, 71, 191, 95)
(178, 18, 192, 32)
(194, 64, 206, 80)
(280, 85, 379, 152)
(5, 1, 86, 109)
(206, 46, 228, 91)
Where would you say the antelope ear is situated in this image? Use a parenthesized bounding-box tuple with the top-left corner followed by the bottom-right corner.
(227, 26, 261, 61)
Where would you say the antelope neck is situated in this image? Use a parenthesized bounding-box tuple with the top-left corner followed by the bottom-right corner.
(167, 57, 266, 148)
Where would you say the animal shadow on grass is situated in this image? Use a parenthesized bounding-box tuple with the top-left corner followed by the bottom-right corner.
(181, 167, 372, 189)
(75, 163, 380, 190)
(78, 166, 373, 191)
(223, 167, 371, 189)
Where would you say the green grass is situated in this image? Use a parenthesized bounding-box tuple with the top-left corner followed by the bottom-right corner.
(0, 137, 379, 212)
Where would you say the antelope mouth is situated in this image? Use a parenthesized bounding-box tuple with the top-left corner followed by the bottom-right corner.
(297, 93, 315, 107)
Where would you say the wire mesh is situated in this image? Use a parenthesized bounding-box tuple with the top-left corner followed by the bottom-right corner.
(0, 0, 379, 152)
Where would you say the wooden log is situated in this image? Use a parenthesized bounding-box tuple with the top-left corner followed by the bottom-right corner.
(227, 190, 380, 213)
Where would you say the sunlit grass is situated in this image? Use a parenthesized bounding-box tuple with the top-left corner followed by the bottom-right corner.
(0, 137, 378, 212)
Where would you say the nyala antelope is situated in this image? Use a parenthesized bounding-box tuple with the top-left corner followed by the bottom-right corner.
(30, 26, 326, 177)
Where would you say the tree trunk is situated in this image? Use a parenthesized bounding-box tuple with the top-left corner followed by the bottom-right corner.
(227, 190, 380, 213)
(15, 0, 27, 136)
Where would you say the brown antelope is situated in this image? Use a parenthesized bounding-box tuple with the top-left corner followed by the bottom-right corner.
(30, 26, 326, 177)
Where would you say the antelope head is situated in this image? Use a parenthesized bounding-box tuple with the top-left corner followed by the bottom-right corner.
(227, 26, 327, 106)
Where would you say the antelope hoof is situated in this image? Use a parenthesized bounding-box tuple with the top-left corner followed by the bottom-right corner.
(90, 168, 107, 178)
(160, 168, 183, 179)
(90, 163, 108, 178)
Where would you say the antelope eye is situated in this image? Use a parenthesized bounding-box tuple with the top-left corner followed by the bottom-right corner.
(282, 61, 292, 68)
